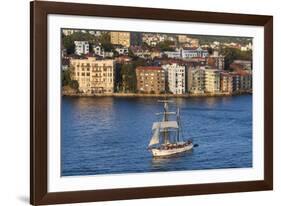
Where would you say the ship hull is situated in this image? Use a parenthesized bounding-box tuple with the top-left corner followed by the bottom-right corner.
(151, 143, 193, 157)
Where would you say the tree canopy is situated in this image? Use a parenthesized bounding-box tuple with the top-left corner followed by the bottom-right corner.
(219, 47, 252, 69)
(157, 40, 175, 52)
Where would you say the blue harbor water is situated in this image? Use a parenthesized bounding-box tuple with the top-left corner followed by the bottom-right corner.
(61, 95, 252, 176)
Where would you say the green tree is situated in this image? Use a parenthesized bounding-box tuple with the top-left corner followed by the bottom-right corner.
(99, 32, 110, 44)
(62, 70, 71, 86)
(207, 47, 213, 55)
(102, 42, 115, 52)
(98, 32, 115, 52)
(157, 40, 175, 52)
(62, 66, 79, 90)
(69, 80, 79, 90)
(62, 35, 75, 54)
(219, 47, 252, 70)
(128, 48, 136, 58)
(132, 58, 147, 68)
(120, 64, 137, 93)
(72, 31, 93, 41)
(62, 30, 96, 54)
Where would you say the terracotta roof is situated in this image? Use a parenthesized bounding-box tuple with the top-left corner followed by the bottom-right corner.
(221, 72, 231, 76)
(136, 66, 162, 71)
(236, 70, 251, 76)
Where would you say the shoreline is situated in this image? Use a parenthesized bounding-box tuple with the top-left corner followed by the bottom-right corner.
(62, 92, 252, 98)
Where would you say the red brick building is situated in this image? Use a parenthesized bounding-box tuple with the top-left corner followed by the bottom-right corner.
(136, 66, 166, 94)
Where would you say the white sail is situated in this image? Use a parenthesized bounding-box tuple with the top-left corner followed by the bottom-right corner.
(149, 126, 160, 147)
(152, 121, 178, 130)
(148, 100, 194, 157)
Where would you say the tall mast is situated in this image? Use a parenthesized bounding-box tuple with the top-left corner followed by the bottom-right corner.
(157, 100, 175, 145)
(163, 102, 169, 144)
(158, 100, 171, 144)
(176, 107, 180, 143)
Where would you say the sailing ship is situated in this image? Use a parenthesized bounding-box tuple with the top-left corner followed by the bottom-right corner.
(148, 100, 193, 157)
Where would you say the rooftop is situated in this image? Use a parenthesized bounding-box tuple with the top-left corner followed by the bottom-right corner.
(136, 66, 162, 71)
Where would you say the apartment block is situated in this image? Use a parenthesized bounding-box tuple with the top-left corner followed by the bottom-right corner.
(231, 72, 241, 93)
(110, 32, 130, 47)
(220, 72, 233, 94)
(205, 69, 220, 93)
(136, 66, 165, 94)
(70, 57, 115, 94)
(162, 63, 186, 94)
(187, 66, 205, 94)
(239, 72, 252, 92)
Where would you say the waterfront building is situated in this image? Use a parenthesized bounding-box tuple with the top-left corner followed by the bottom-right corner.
(74, 41, 90, 55)
(70, 57, 115, 94)
(110, 32, 130, 47)
(205, 68, 220, 93)
(162, 63, 186, 94)
(239, 71, 252, 92)
(220, 72, 233, 94)
(230, 72, 241, 93)
(136, 66, 165, 94)
(187, 66, 205, 94)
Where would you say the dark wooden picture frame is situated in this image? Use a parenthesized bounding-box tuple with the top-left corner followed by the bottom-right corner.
(30, 1, 273, 205)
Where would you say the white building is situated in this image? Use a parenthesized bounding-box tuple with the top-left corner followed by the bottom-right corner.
(92, 45, 103, 56)
(74, 41, 90, 55)
(163, 51, 181, 59)
(164, 47, 209, 59)
(205, 68, 220, 93)
(92, 45, 114, 58)
(182, 47, 209, 58)
(115, 46, 129, 55)
(162, 63, 186, 94)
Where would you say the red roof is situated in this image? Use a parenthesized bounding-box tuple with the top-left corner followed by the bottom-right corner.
(136, 66, 162, 71)
(236, 70, 251, 76)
